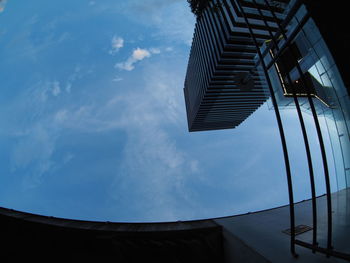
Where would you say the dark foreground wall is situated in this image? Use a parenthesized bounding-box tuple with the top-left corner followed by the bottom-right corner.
(2, 190, 348, 262)
(0, 208, 223, 262)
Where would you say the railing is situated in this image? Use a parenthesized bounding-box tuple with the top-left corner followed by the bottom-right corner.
(234, 0, 350, 260)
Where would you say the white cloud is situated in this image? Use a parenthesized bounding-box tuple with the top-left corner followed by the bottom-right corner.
(11, 124, 56, 189)
(102, 62, 200, 220)
(63, 65, 87, 94)
(52, 81, 61, 96)
(107, 101, 195, 220)
(190, 160, 199, 173)
(3, 41, 197, 219)
(124, 0, 195, 46)
(142, 62, 184, 124)
(149, 48, 161, 54)
(65, 83, 72, 93)
(155, 5, 195, 46)
(132, 48, 151, 60)
(112, 76, 123, 82)
(115, 62, 133, 71)
(0, 0, 8, 13)
(63, 153, 74, 164)
(109, 36, 124, 55)
(31, 60, 197, 220)
(115, 47, 152, 71)
(54, 109, 68, 122)
(23, 80, 62, 103)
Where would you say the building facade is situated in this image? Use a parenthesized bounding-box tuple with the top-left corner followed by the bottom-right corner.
(184, 0, 278, 131)
(184, 0, 350, 260)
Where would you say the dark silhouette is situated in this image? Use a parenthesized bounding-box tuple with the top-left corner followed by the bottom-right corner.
(0, 207, 223, 262)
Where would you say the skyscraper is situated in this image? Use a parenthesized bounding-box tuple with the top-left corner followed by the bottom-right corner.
(184, 0, 349, 133)
(184, 0, 350, 260)
(184, 0, 286, 131)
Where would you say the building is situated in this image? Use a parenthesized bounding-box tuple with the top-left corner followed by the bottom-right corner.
(184, 0, 350, 261)
(184, 0, 286, 132)
(184, 0, 349, 133)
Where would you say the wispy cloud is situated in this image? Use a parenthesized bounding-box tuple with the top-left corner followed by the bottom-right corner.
(65, 83, 72, 93)
(153, 4, 195, 46)
(124, 0, 195, 46)
(149, 47, 161, 54)
(112, 76, 123, 82)
(52, 81, 61, 96)
(105, 62, 201, 220)
(19, 60, 196, 220)
(11, 124, 57, 189)
(109, 36, 124, 55)
(115, 47, 160, 71)
(0, 0, 8, 13)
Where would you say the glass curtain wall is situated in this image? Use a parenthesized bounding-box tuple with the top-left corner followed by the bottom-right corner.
(262, 2, 350, 191)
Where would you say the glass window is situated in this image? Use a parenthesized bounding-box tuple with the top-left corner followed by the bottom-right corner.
(302, 19, 322, 46)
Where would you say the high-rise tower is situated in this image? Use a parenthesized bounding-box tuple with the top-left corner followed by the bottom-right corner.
(184, 0, 288, 131)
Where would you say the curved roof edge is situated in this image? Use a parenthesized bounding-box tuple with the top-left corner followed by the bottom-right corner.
(0, 193, 325, 231)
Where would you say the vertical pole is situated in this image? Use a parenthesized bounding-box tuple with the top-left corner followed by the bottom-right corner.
(256, 0, 318, 251)
(235, 0, 297, 256)
(264, 0, 332, 253)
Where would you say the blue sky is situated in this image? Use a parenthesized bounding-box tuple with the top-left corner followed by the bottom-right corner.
(0, 0, 337, 222)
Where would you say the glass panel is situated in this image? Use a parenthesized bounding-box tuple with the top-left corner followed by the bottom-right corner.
(323, 113, 346, 190)
(294, 4, 307, 22)
(302, 19, 322, 46)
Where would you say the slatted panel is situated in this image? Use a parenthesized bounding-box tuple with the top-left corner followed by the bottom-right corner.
(184, 0, 287, 132)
